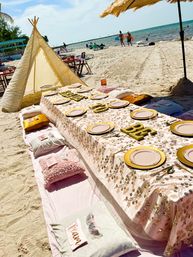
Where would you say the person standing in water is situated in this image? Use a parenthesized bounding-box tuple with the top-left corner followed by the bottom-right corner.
(126, 31, 132, 46)
(119, 31, 125, 47)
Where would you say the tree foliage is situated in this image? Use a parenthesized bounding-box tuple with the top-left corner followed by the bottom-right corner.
(0, 18, 29, 42)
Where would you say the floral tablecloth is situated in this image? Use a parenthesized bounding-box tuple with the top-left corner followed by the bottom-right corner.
(40, 86, 193, 256)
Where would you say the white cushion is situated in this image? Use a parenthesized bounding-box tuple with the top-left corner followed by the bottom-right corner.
(21, 105, 42, 119)
(29, 130, 66, 158)
(51, 201, 137, 257)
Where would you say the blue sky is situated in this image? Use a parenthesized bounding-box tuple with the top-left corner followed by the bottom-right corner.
(2, 0, 193, 46)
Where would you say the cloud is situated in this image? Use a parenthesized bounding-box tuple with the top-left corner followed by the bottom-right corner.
(14, 0, 114, 46)
(12, 0, 193, 47)
(1, 0, 33, 6)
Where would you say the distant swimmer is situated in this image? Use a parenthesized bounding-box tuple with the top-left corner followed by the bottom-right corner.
(63, 42, 67, 52)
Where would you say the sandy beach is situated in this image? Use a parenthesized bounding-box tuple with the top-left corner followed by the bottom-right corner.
(1, 40, 193, 256)
(82, 41, 193, 96)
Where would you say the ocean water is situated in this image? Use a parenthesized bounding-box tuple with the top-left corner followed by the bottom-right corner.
(68, 20, 193, 50)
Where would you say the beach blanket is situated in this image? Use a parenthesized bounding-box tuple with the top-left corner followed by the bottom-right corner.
(51, 201, 137, 257)
(23, 130, 101, 256)
(177, 109, 193, 120)
(145, 99, 183, 116)
(19, 114, 139, 257)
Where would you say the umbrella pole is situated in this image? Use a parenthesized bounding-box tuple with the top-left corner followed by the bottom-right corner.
(177, 0, 187, 79)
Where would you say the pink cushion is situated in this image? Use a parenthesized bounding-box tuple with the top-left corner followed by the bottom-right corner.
(39, 155, 85, 189)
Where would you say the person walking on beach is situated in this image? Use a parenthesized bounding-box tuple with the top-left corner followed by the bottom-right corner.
(126, 31, 132, 46)
(119, 31, 125, 47)
(63, 42, 67, 52)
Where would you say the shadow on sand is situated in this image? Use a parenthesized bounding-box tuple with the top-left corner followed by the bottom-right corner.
(146, 78, 193, 113)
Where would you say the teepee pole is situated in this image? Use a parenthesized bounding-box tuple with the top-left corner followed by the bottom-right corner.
(33, 56, 36, 93)
(177, 0, 187, 79)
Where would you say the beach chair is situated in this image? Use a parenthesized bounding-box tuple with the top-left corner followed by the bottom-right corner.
(1, 67, 15, 86)
(76, 52, 92, 77)
(0, 74, 7, 92)
(62, 56, 77, 73)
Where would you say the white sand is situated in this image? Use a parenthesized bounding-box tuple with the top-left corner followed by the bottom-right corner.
(0, 108, 51, 257)
(79, 41, 193, 95)
(1, 40, 193, 256)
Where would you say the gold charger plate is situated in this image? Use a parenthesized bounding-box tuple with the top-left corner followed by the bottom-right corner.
(66, 108, 87, 117)
(170, 121, 193, 137)
(130, 108, 158, 120)
(124, 146, 166, 170)
(90, 94, 108, 100)
(86, 122, 115, 135)
(109, 100, 129, 109)
(177, 144, 193, 168)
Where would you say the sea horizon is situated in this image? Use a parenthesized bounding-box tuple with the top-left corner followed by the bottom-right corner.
(60, 19, 193, 50)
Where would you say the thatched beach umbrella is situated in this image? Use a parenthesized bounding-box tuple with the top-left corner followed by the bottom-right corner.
(0, 3, 14, 23)
(101, 0, 193, 79)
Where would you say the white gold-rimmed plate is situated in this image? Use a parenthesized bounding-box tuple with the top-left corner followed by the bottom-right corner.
(77, 88, 92, 93)
(109, 100, 129, 109)
(43, 91, 58, 97)
(130, 149, 161, 166)
(184, 149, 193, 163)
(52, 98, 70, 105)
(68, 83, 82, 89)
(124, 146, 166, 170)
(177, 144, 193, 168)
(170, 121, 193, 137)
(66, 108, 87, 117)
(130, 108, 157, 120)
(86, 122, 115, 135)
(90, 94, 108, 100)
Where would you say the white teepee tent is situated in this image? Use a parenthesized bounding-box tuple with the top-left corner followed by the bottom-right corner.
(2, 17, 86, 112)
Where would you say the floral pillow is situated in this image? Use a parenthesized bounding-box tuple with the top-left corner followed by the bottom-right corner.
(21, 105, 42, 119)
(29, 130, 65, 158)
(23, 113, 49, 132)
(39, 155, 85, 189)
